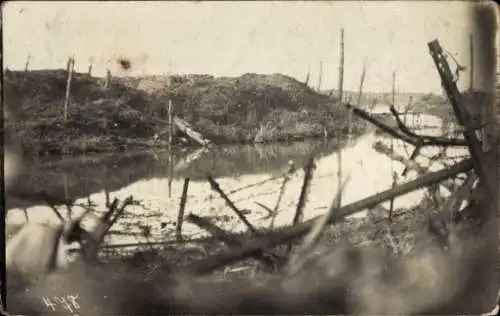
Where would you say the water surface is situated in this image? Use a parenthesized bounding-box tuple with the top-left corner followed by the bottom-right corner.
(6, 111, 469, 249)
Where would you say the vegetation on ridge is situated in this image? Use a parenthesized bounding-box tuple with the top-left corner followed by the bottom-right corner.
(4, 70, 367, 156)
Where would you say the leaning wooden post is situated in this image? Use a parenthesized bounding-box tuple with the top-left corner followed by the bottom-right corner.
(63, 57, 75, 122)
(336, 28, 345, 209)
(176, 178, 190, 241)
(428, 39, 495, 199)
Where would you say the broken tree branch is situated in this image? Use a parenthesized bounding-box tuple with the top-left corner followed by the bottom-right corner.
(389, 106, 466, 146)
(345, 103, 468, 147)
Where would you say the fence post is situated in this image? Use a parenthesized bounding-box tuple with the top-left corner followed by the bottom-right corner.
(24, 53, 31, 72)
(105, 69, 112, 89)
(63, 57, 75, 122)
(176, 178, 190, 241)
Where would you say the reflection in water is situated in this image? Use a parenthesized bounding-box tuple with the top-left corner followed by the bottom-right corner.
(6, 113, 469, 251)
(6, 139, 342, 210)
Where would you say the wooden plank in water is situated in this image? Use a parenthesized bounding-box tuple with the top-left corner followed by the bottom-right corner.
(173, 116, 213, 147)
(148, 115, 213, 147)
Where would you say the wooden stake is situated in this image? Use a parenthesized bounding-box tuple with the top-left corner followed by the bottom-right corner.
(105, 69, 112, 89)
(287, 157, 315, 255)
(63, 57, 75, 122)
(391, 71, 396, 107)
(469, 33, 474, 92)
(317, 60, 323, 92)
(24, 53, 31, 72)
(176, 178, 190, 241)
(207, 177, 257, 233)
(337, 29, 345, 103)
(305, 64, 311, 86)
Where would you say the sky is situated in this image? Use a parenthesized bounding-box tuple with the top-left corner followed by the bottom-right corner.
(3, 1, 479, 93)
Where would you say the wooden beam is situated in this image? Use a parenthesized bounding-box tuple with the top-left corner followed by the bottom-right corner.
(173, 116, 213, 147)
(427, 39, 495, 200)
(184, 158, 473, 275)
(148, 115, 214, 147)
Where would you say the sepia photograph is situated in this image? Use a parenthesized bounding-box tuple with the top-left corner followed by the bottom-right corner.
(1, 1, 499, 314)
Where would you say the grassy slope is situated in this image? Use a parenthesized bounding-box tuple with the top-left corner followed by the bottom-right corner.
(126, 72, 367, 142)
(4, 70, 158, 155)
(4, 70, 368, 156)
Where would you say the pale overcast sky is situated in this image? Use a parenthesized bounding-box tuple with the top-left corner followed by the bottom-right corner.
(3, 1, 477, 93)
